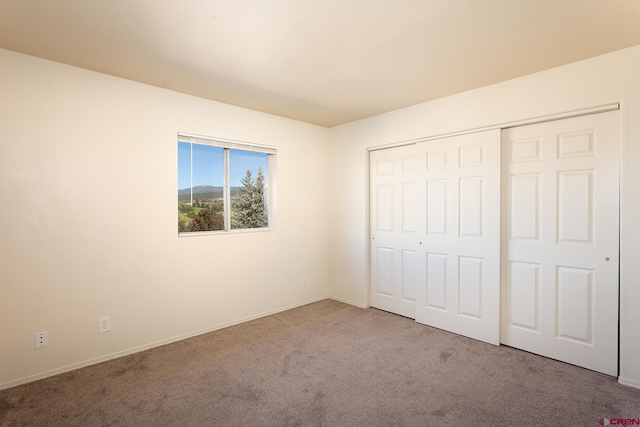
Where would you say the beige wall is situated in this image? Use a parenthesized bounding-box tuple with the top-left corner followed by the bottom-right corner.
(329, 45, 640, 388)
(0, 49, 331, 389)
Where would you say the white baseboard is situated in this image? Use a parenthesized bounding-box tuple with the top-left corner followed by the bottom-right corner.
(330, 295, 367, 309)
(0, 296, 329, 391)
(618, 376, 640, 390)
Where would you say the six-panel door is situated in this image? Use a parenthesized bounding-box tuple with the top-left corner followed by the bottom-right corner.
(500, 111, 619, 376)
(415, 130, 501, 345)
(370, 145, 417, 318)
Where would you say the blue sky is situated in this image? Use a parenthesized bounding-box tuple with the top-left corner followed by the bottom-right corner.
(178, 142, 268, 189)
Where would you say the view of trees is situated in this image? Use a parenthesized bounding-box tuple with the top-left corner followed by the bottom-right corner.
(178, 201, 223, 232)
(178, 167, 267, 232)
(231, 167, 268, 229)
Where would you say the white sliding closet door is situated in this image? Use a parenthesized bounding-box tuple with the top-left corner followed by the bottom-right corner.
(415, 130, 501, 345)
(501, 111, 619, 376)
(370, 145, 417, 318)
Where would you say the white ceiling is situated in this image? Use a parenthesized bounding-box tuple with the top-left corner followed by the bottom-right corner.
(1, 0, 640, 127)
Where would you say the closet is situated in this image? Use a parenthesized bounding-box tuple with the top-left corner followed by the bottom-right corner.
(369, 110, 619, 375)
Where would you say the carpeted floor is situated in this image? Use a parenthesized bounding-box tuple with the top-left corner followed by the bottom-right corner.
(1, 299, 639, 426)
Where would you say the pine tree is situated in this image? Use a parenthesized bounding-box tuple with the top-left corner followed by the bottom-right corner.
(254, 167, 267, 226)
(231, 168, 268, 229)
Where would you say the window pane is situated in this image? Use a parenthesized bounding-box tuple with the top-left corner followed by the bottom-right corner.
(177, 142, 192, 200)
(178, 143, 225, 233)
(229, 149, 269, 229)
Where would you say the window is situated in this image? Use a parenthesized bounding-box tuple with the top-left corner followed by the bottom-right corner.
(178, 133, 276, 234)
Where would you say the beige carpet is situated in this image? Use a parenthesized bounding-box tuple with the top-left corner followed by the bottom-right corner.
(1, 299, 639, 426)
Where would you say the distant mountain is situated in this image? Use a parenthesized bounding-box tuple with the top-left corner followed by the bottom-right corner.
(178, 185, 222, 196)
(178, 185, 241, 203)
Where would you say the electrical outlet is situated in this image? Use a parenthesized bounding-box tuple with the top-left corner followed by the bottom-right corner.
(35, 331, 48, 349)
(98, 316, 110, 333)
(302, 277, 308, 287)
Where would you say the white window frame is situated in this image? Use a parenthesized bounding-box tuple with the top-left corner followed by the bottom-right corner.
(178, 132, 277, 235)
